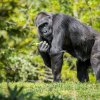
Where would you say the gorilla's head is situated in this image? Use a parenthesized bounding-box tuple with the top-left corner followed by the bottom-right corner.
(35, 12, 53, 37)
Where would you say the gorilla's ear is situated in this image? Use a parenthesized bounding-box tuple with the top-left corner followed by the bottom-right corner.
(34, 12, 53, 26)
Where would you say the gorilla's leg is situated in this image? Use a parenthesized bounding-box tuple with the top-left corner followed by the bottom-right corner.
(77, 60, 90, 82)
(91, 39, 100, 81)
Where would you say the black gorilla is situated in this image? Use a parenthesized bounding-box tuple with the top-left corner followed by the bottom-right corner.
(35, 12, 100, 82)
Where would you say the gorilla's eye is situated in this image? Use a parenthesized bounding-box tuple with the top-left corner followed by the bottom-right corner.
(39, 23, 49, 33)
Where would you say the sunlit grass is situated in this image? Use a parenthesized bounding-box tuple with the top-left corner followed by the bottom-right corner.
(0, 81, 100, 100)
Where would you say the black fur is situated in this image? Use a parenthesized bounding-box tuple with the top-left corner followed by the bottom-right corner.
(35, 12, 100, 82)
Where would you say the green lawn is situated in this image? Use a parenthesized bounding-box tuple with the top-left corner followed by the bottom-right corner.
(0, 82, 100, 100)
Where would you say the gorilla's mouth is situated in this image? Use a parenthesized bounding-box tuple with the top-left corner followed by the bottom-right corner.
(41, 26, 48, 33)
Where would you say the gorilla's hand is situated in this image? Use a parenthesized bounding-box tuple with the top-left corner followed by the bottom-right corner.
(39, 41, 50, 53)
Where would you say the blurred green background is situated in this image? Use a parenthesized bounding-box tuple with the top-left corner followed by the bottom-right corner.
(0, 0, 100, 82)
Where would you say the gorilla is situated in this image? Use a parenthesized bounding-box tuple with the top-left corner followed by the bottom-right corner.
(35, 12, 100, 82)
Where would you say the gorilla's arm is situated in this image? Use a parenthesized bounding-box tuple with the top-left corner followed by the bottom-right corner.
(39, 51, 51, 68)
(50, 20, 65, 81)
(39, 49, 51, 68)
(38, 37, 51, 68)
(91, 38, 100, 81)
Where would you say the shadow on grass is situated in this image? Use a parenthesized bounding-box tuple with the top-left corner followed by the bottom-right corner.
(39, 95, 74, 100)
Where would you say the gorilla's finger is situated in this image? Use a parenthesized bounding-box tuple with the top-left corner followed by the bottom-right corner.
(41, 41, 47, 48)
(41, 47, 47, 52)
(39, 41, 43, 48)
(40, 42, 49, 52)
(45, 45, 49, 52)
(44, 43, 49, 49)
(45, 44, 49, 49)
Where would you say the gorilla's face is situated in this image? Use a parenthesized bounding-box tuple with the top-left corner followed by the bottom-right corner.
(39, 23, 50, 35)
(35, 14, 52, 37)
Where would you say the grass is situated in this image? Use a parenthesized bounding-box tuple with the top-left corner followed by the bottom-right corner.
(0, 81, 100, 100)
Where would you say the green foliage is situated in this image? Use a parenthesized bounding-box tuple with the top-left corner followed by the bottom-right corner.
(0, 47, 50, 82)
(0, 83, 33, 100)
